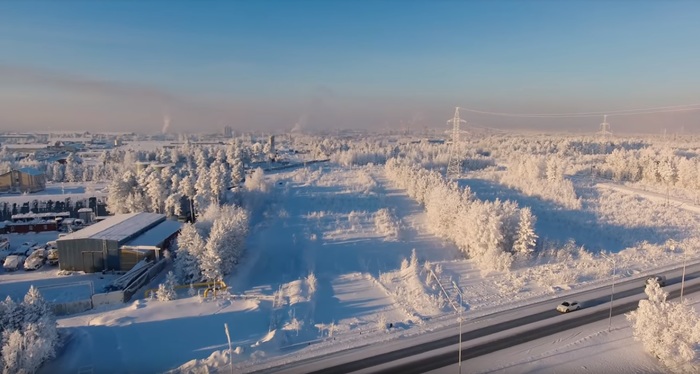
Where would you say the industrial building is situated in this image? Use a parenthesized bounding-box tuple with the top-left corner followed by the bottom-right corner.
(0, 168, 46, 193)
(56, 212, 181, 273)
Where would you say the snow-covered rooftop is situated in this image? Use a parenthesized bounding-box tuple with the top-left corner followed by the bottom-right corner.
(57, 213, 164, 243)
(123, 219, 181, 247)
(17, 167, 44, 176)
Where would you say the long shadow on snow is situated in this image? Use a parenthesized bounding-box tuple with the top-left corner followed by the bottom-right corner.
(40, 306, 271, 374)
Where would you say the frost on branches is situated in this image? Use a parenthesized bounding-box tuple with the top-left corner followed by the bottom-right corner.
(173, 205, 250, 284)
(0, 286, 59, 374)
(627, 280, 700, 373)
(156, 271, 178, 301)
(374, 208, 400, 240)
(385, 158, 538, 272)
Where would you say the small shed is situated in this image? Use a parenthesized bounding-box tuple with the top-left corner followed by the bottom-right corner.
(77, 208, 95, 224)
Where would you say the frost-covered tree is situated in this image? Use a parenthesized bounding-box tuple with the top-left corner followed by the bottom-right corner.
(627, 280, 700, 373)
(164, 190, 183, 218)
(513, 207, 538, 254)
(63, 153, 83, 182)
(179, 173, 196, 220)
(1, 288, 58, 374)
(306, 272, 317, 298)
(385, 158, 522, 272)
(144, 169, 166, 213)
(156, 271, 178, 301)
(106, 169, 149, 214)
(0, 297, 23, 333)
(231, 157, 244, 187)
(22, 286, 52, 326)
(244, 168, 268, 193)
(194, 165, 213, 214)
(51, 163, 64, 183)
(174, 223, 205, 283)
(208, 159, 227, 205)
(200, 244, 223, 283)
(81, 167, 92, 182)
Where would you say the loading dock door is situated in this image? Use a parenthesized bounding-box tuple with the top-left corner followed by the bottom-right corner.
(82, 251, 104, 273)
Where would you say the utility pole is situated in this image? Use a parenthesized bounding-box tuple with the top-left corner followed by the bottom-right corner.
(608, 258, 615, 332)
(458, 292, 462, 374)
(452, 280, 464, 374)
(446, 107, 466, 180)
(681, 248, 687, 303)
(602, 253, 616, 332)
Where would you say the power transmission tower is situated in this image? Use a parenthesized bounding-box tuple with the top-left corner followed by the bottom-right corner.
(598, 114, 612, 140)
(446, 107, 466, 179)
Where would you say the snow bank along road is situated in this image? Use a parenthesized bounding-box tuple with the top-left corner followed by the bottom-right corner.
(267, 262, 700, 374)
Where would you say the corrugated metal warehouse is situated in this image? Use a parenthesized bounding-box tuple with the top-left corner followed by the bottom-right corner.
(56, 212, 181, 273)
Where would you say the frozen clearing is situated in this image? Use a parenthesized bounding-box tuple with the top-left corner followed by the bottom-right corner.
(19, 162, 699, 373)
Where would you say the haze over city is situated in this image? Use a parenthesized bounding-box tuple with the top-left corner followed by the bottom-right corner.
(1, 0, 700, 133)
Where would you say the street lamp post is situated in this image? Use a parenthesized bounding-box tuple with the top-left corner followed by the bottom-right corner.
(452, 280, 463, 374)
(608, 258, 616, 332)
(600, 255, 617, 332)
(458, 292, 462, 374)
(681, 249, 687, 303)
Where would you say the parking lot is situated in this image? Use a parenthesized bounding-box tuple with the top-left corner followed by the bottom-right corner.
(0, 232, 117, 303)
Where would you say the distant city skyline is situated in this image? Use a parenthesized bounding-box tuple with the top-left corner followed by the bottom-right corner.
(1, 1, 700, 134)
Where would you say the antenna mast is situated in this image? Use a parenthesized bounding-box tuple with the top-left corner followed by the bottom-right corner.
(446, 107, 466, 179)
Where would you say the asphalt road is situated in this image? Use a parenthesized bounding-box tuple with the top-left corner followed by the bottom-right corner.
(379, 280, 700, 374)
(261, 263, 700, 374)
(297, 267, 700, 374)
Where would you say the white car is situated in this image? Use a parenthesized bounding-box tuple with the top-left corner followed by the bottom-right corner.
(24, 249, 46, 270)
(556, 301, 581, 313)
(3, 254, 26, 271)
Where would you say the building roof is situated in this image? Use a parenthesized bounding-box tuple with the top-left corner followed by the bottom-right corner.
(123, 219, 182, 247)
(57, 212, 164, 243)
(16, 167, 44, 176)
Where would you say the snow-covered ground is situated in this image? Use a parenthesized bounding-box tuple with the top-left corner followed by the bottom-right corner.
(0, 181, 107, 206)
(14, 158, 692, 373)
(431, 293, 699, 374)
(0, 232, 118, 303)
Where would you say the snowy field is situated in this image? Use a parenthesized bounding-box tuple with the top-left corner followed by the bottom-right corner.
(23, 157, 695, 373)
(3, 135, 700, 373)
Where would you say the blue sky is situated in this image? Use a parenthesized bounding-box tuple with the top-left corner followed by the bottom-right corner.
(1, 1, 699, 133)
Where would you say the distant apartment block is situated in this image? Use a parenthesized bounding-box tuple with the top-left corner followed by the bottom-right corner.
(223, 125, 233, 138)
(0, 168, 46, 193)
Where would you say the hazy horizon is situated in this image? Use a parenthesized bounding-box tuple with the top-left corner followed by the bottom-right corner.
(2, 1, 700, 134)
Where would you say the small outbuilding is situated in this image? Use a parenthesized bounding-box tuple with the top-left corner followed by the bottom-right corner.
(56, 212, 181, 273)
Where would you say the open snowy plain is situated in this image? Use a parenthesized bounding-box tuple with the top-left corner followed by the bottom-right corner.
(1, 134, 699, 373)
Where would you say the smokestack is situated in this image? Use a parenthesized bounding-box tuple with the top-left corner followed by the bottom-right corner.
(162, 113, 171, 134)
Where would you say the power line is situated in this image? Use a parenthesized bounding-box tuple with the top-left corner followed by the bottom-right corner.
(458, 103, 700, 118)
